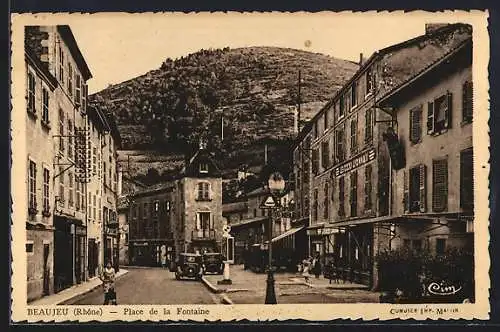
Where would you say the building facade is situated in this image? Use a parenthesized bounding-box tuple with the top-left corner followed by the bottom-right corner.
(23, 25, 120, 300)
(128, 183, 176, 266)
(292, 23, 472, 288)
(172, 145, 224, 257)
(377, 38, 474, 255)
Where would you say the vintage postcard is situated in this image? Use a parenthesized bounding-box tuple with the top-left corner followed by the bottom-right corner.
(10, 11, 490, 322)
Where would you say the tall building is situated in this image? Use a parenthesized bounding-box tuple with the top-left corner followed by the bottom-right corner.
(172, 144, 223, 257)
(377, 37, 474, 254)
(292, 23, 472, 288)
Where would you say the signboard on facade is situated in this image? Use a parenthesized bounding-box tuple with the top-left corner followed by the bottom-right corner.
(333, 148, 376, 177)
(260, 195, 278, 209)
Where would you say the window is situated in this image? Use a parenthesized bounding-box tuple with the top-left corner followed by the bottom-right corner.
(351, 81, 358, 108)
(75, 74, 81, 106)
(103, 162, 107, 186)
(335, 128, 345, 162)
(339, 94, 345, 118)
(93, 194, 96, 220)
(364, 165, 372, 210)
(75, 181, 80, 210)
(338, 177, 345, 216)
(68, 120, 73, 160)
(58, 47, 64, 83)
(436, 238, 446, 255)
(350, 118, 358, 154)
(68, 172, 74, 207)
(323, 182, 329, 219)
(427, 92, 452, 134)
(197, 182, 211, 200)
(432, 159, 448, 212)
(82, 83, 87, 113)
(68, 63, 73, 96)
(196, 212, 211, 230)
(165, 200, 171, 212)
(59, 167, 65, 204)
(154, 201, 159, 214)
(321, 141, 329, 169)
(28, 160, 37, 212)
(27, 70, 36, 115)
(366, 69, 373, 96)
(26, 241, 34, 254)
(365, 109, 373, 144)
(460, 148, 474, 211)
(312, 148, 319, 175)
(405, 164, 427, 213)
(350, 171, 358, 217)
(58, 110, 64, 152)
(462, 81, 473, 123)
(42, 87, 49, 124)
(409, 105, 423, 144)
(313, 189, 318, 221)
(87, 192, 91, 217)
(43, 168, 50, 213)
(198, 162, 209, 173)
(323, 111, 328, 132)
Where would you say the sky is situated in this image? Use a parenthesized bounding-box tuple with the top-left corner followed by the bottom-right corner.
(65, 12, 463, 94)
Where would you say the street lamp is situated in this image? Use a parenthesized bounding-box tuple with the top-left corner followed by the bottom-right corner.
(265, 172, 285, 304)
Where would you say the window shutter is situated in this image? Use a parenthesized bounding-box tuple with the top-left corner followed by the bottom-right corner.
(196, 213, 201, 230)
(427, 101, 435, 134)
(444, 92, 453, 129)
(403, 170, 409, 213)
(419, 164, 427, 212)
(432, 159, 448, 212)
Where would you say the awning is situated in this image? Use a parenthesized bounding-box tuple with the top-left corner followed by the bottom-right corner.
(306, 222, 325, 230)
(325, 215, 401, 228)
(272, 226, 305, 243)
(230, 216, 268, 228)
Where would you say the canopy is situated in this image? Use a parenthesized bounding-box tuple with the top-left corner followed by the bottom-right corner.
(272, 226, 305, 243)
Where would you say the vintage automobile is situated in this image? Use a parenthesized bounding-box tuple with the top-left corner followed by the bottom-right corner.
(174, 253, 203, 280)
(202, 252, 224, 275)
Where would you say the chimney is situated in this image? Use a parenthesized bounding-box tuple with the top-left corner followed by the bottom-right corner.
(117, 165, 123, 197)
(359, 53, 364, 66)
(425, 23, 450, 35)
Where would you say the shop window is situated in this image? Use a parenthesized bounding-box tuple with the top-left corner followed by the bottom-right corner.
(404, 164, 427, 213)
(436, 238, 446, 255)
(432, 159, 448, 212)
(350, 171, 358, 217)
(409, 104, 423, 144)
(460, 148, 474, 211)
(27, 70, 36, 116)
(427, 92, 452, 135)
(462, 81, 473, 123)
(197, 182, 211, 201)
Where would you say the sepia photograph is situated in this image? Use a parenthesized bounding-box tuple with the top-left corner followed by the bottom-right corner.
(10, 11, 490, 322)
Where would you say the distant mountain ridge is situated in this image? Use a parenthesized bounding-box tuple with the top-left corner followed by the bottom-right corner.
(89, 46, 360, 180)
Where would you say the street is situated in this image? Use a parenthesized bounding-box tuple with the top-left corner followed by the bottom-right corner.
(65, 267, 219, 305)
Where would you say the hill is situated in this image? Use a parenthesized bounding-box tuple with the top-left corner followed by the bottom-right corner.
(90, 46, 359, 181)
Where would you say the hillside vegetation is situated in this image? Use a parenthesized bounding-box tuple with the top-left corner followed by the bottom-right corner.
(90, 47, 359, 180)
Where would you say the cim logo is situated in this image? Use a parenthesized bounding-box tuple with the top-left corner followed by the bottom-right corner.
(427, 281, 463, 296)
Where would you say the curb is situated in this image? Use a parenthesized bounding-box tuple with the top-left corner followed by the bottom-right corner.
(59, 270, 129, 305)
(201, 276, 223, 294)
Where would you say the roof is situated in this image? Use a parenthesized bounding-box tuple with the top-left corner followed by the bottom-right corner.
(180, 147, 222, 178)
(57, 25, 92, 81)
(132, 182, 175, 197)
(377, 37, 472, 108)
(24, 46, 58, 90)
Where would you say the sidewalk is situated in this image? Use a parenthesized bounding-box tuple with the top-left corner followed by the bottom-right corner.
(29, 268, 128, 306)
(202, 265, 378, 304)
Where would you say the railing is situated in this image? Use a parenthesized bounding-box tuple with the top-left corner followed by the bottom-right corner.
(191, 229, 216, 240)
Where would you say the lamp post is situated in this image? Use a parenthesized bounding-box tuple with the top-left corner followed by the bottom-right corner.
(265, 172, 285, 304)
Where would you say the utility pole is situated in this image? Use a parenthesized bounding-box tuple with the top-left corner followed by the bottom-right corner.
(297, 70, 301, 133)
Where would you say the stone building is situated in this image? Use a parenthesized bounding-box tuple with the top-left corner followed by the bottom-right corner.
(172, 144, 224, 257)
(376, 37, 474, 254)
(24, 40, 59, 302)
(293, 23, 472, 288)
(127, 183, 176, 266)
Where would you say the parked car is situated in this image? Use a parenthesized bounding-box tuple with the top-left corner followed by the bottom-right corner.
(174, 253, 203, 280)
(202, 252, 224, 275)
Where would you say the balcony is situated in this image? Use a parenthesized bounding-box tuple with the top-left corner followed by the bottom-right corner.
(191, 229, 216, 240)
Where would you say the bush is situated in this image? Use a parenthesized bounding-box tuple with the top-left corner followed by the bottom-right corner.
(376, 247, 474, 302)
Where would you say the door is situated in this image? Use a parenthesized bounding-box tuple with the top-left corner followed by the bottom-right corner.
(75, 236, 82, 284)
(43, 244, 50, 295)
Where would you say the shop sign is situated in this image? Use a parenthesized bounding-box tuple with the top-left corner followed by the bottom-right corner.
(334, 148, 376, 177)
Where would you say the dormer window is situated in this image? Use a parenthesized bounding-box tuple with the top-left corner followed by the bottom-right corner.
(199, 163, 209, 173)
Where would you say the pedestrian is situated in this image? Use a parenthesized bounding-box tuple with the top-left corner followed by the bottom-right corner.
(100, 261, 117, 305)
(302, 256, 312, 283)
(312, 253, 322, 279)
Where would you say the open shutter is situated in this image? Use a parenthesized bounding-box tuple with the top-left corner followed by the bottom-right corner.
(419, 164, 427, 212)
(444, 92, 453, 129)
(427, 101, 435, 134)
(196, 213, 201, 230)
(403, 170, 409, 213)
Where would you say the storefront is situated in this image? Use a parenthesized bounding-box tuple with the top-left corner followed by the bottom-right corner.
(307, 223, 325, 260)
(129, 240, 175, 267)
(53, 216, 86, 293)
(271, 225, 307, 271)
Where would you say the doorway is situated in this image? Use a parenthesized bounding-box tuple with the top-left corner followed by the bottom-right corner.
(43, 244, 50, 295)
